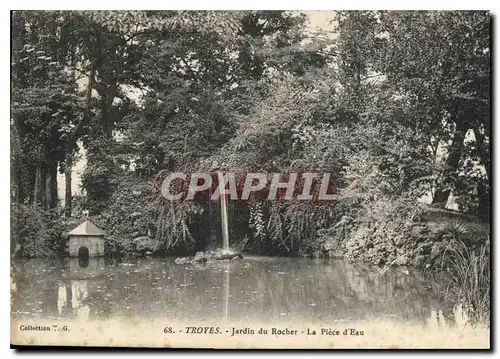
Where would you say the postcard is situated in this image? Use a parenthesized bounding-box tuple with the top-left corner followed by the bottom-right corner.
(10, 10, 491, 349)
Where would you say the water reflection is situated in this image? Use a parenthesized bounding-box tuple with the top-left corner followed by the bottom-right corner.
(224, 261, 230, 321)
(57, 283, 66, 315)
(11, 256, 457, 326)
(48, 259, 103, 320)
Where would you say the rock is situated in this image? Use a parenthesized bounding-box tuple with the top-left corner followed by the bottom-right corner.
(133, 236, 155, 253)
(191, 258, 207, 264)
(394, 255, 409, 266)
(192, 251, 207, 263)
(174, 257, 189, 265)
(411, 255, 427, 268)
(215, 252, 243, 260)
(322, 237, 337, 251)
(322, 237, 345, 259)
(192, 258, 208, 264)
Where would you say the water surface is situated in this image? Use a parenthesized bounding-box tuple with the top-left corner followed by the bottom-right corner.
(11, 256, 450, 325)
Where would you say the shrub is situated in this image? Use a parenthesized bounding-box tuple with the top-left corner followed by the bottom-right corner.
(11, 204, 67, 257)
(344, 196, 425, 266)
(434, 236, 490, 326)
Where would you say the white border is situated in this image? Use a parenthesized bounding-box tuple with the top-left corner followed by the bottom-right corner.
(1, 2, 497, 358)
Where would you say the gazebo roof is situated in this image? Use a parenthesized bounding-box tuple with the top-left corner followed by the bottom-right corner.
(68, 220, 105, 236)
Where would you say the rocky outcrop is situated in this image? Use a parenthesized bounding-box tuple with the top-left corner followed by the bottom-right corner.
(343, 208, 489, 269)
(173, 250, 243, 265)
(313, 226, 347, 259)
(174, 257, 190, 265)
(344, 221, 433, 267)
(193, 251, 208, 263)
(133, 236, 156, 253)
(215, 252, 243, 260)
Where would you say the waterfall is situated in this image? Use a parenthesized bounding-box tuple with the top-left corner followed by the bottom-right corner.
(224, 262, 230, 321)
(219, 172, 230, 253)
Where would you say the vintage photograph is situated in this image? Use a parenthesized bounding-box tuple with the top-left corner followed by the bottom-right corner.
(10, 10, 490, 349)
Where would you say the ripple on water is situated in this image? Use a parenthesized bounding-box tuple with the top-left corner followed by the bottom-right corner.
(12, 257, 454, 327)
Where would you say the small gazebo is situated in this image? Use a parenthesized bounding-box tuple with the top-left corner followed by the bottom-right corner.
(68, 220, 105, 258)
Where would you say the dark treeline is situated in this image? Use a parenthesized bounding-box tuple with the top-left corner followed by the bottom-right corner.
(11, 11, 490, 264)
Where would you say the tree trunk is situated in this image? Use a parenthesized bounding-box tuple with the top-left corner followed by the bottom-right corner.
(64, 151, 73, 217)
(51, 162, 58, 209)
(33, 163, 47, 208)
(432, 121, 468, 208)
(45, 160, 58, 209)
(12, 150, 22, 204)
(33, 164, 40, 207)
(473, 125, 490, 182)
(45, 169, 52, 209)
(11, 118, 24, 203)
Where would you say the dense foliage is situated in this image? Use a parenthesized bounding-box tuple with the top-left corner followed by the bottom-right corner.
(11, 11, 490, 263)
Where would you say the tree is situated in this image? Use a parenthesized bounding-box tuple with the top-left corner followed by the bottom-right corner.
(374, 11, 490, 209)
(11, 11, 82, 210)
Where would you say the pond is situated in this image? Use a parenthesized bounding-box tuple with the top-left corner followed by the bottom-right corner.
(11, 256, 451, 325)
